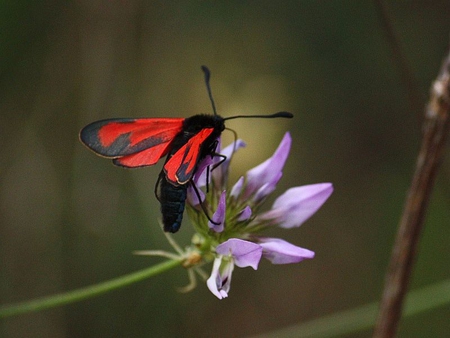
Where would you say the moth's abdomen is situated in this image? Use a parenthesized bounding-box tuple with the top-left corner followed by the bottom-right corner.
(158, 177, 187, 233)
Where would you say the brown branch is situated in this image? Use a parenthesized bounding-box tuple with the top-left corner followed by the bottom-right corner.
(373, 49, 450, 337)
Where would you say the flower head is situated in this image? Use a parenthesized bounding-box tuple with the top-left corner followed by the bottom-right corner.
(183, 132, 333, 299)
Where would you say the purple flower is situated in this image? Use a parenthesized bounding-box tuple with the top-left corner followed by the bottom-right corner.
(187, 139, 245, 207)
(258, 238, 315, 264)
(230, 176, 244, 199)
(186, 184, 205, 207)
(212, 139, 246, 185)
(206, 256, 233, 299)
(237, 206, 252, 221)
(208, 191, 226, 232)
(207, 239, 262, 299)
(256, 183, 334, 228)
(194, 139, 246, 189)
(184, 132, 333, 299)
(243, 132, 291, 199)
(206, 237, 314, 299)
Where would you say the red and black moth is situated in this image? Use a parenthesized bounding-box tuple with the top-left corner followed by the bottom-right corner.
(79, 66, 293, 233)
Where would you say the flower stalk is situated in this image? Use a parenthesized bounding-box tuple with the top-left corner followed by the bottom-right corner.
(0, 259, 181, 318)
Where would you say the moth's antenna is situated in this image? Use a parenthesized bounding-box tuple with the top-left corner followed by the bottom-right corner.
(201, 65, 218, 116)
(224, 111, 293, 120)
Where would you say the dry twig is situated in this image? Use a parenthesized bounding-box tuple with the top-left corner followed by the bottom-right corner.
(373, 49, 450, 337)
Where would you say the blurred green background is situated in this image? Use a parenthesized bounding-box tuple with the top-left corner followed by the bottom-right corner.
(1, 1, 449, 337)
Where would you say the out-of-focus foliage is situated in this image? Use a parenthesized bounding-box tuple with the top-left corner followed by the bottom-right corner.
(1, 1, 449, 337)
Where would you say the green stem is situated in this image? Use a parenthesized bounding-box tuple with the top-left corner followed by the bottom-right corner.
(0, 259, 181, 318)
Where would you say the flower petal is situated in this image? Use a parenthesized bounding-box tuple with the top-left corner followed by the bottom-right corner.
(208, 191, 226, 232)
(193, 143, 217, 188)
(258, 183, 333, 228)
(186, 184, 205, 207)
(244, 132, 291, 198)
(194, 139, 246, 188)
(252, 171, 282, 203)
(216, 239, 262, 269)
(230, 176, 244, 199)
(219, 260, 234, 295)
(258, 238, 315, 264)
(217, 139, 246, 175)
(237, 206, 252, 221)
(206, 256, 229, 299)
(211, 139, 246, 190)
(189, 139, 245, 202)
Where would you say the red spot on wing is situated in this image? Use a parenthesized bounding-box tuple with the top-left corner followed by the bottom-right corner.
(164, 128, 215, 184)
(98, 118, 184, 148)
(114, 142, 171, 167)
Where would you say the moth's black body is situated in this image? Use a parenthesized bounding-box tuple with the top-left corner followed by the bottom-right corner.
(156, 114, 225, 233)
(158, 176, 187, 233)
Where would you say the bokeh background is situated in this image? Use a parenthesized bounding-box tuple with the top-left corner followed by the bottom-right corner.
(1, 1, 449, 337)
